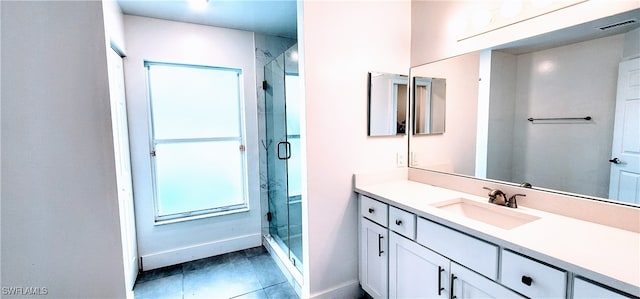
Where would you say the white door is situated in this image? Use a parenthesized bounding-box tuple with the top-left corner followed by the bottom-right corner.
(609, 58, 640, 204)
(106, 48, 139, 290)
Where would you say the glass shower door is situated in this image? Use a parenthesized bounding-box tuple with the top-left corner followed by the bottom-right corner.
(284, 45, 302, 269)
(265, 51, 289, 255)
(265, 44, 302, 272)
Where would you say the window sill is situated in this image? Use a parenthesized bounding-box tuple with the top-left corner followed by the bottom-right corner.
(154, 206, 250, 226)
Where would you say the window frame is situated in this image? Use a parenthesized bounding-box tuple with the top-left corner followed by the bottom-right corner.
(144, 61, 250, 224)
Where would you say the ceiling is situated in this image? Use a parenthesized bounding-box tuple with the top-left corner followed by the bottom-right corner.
(116, 0, 298, 39)
(495, 8, 639, 54)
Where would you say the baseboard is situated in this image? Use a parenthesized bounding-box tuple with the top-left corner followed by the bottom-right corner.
(309, 279, 360, 299)
(140, 233, 262, 270)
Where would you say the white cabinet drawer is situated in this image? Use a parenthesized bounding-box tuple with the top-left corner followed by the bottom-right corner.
(416, 217, 498, 280)
(360, 195, 388, 227)
(501, 250, 567, 298)
(389, 206, 416, 240)
(573, 277, 630, 298)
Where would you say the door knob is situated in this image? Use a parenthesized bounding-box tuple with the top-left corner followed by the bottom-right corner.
(609, 158, 623, 164)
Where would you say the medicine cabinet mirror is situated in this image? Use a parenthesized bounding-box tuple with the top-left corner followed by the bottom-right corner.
(408, 9, 640, 208)
(367, 72, 408, 136)
(413, 77, 446, 135)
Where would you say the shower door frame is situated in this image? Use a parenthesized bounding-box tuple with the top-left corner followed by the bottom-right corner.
(264, 45, 303, 273)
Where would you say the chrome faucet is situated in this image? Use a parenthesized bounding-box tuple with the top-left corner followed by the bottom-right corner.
(483, 187, 507, 206)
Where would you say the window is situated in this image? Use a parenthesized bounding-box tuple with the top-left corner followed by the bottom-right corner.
(145, 62, 248, 222)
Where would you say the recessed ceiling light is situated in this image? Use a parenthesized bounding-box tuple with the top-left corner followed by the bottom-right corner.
(188, 0, 208, 11)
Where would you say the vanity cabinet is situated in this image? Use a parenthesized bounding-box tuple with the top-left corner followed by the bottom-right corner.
(359, 195, 389, 298)
(361, 194, 517, 298)
(388, 232, 524, 299)
(358, 194, 635, 298)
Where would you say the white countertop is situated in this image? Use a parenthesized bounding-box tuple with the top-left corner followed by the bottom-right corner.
(355, 179, 640, 297)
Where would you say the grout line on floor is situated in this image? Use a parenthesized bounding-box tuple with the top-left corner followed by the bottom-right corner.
(133, 246, 299, 299)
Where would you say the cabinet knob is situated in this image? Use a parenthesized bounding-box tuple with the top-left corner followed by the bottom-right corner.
(395, 219, 403, 226)
(521, 275, 533, 286)
(368, 208, 374, 214)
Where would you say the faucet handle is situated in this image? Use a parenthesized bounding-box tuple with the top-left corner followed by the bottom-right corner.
(507, 194, 526, 208)
(483, 187, 506, 204)
(483, 187, 495, 203)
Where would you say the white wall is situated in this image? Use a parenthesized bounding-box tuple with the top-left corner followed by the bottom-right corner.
(123, 15, 261, 269)
(623, 27, 640, 59)
(1, 1, 126, 297)
(299, 1, 411, 297)
(510, 34, 624, 198)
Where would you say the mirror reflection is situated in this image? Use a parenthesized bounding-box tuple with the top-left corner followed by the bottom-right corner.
(409, 10, 640, 207)
(409, 51, 480, 174)
(413, 77, 446, 135)
(368, 72, 408, 136)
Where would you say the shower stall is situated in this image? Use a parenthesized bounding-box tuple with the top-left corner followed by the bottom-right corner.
(264, 44, 303, 274)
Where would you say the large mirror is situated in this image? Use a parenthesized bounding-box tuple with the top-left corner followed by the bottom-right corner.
(368, 72, 408, 136)
(409, 9, 640, 207)
(413, 77, 446, 135)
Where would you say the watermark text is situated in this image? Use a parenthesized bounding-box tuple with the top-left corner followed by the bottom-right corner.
(2, 287, 49, 296)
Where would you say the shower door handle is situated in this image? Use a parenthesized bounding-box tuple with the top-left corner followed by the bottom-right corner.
(277, 141, 291, 160)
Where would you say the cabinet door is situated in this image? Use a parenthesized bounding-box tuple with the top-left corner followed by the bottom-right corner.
(450, 263, 525, 299)
(389, 232, 449, 299)
(361, 218, 388, 298)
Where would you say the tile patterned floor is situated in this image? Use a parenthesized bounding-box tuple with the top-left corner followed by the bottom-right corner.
(134, 246, 299, 299)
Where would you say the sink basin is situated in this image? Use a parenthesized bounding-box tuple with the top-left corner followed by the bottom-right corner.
(433, 198, 540, 230)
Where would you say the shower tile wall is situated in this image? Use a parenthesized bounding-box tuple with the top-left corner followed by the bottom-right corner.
(254, 34, 297, 237)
